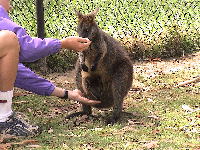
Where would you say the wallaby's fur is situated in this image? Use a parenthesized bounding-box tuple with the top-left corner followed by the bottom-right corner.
(68, 8, 133, 124)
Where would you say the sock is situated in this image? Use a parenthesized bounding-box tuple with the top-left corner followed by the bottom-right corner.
(0, 90, 13, 122)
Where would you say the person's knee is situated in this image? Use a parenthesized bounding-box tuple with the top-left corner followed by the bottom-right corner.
(0, 30, 20, 52)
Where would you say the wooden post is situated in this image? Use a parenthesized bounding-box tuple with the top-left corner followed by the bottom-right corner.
(35, 0, 48, 74)
(36, 0, 45, 38)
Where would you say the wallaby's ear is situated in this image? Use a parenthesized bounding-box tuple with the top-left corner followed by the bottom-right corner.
(90, 8, 99, 17)
(75, 10, 83, 19)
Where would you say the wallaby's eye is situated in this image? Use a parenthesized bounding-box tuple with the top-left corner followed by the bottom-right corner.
(85, 29, 89, 32)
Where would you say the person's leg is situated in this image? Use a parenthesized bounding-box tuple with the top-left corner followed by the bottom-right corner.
(0, 30, 19, 122)
(0, 31, 39, 137)
(0, 30, 19, 91)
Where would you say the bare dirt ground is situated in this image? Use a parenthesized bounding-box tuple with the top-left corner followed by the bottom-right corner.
(133, 52, 200, 79)
(14, 51, 200, 96)
(46, 51, 200, 89)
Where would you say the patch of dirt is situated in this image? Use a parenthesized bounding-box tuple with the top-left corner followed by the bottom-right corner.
(44, 70, 76, 89)
(133, 51, 200, 79)
(14, 52, 200, 96)
(47, 52, 200, 96)
(46, 52, 200, 88)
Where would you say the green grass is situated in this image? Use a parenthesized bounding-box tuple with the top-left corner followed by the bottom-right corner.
(10, 65, 200, 149)
(4, 2, 199, 148)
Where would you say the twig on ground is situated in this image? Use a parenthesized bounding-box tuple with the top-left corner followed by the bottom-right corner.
(176, 76, 200, 87)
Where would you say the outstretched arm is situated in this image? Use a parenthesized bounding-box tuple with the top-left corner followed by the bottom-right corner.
(15, 63, 55, 95)
(15, 63, 100, 106)
(51, 88, 100, 106)
(0, 6, 91, 63)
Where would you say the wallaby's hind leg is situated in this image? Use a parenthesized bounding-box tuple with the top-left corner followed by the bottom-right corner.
(66, 61, 92, 119)
(82, 104, 92, 114)
(106, 63, 133, 124)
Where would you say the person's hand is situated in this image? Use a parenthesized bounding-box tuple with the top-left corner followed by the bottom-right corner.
(61, 36, 91, 52)
(68, 89, 101, 106)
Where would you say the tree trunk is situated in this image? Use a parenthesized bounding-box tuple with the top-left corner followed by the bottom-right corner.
(35, 0, 48, 74)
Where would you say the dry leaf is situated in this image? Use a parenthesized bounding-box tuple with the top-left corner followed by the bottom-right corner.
(142, 141, 159, 149)
(0, 134, 16, 143)
(196, 114, 200, 118)
(0, 139, 38, 150)
(27, 108, 32, 113)
(26, 144, 42, 148)
(152, 129, 160, 135)
(183, 143, 200, 149)
(13, 139, 38, 145)
(148, 115, 159, 120)
(48, 128, 54, 133)
(0, 143, 11, 150)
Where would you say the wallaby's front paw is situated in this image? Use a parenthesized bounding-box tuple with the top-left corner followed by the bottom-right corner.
(81, 64, 88, 72)
(91, 64, 97, 71)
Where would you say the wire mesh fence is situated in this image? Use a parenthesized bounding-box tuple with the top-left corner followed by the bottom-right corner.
(10, 0, 200, 71)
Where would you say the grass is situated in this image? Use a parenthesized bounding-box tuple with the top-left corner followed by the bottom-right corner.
(5, 1, 200, 148)
(9, 60, 200, 149)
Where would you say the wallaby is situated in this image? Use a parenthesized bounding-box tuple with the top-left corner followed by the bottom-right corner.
(67, 8, 133, 124)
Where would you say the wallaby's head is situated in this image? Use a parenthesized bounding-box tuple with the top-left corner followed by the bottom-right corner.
(75, 8, 99, 41)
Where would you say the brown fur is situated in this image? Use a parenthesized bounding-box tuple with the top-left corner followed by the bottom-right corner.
(69, 8, 133, 124)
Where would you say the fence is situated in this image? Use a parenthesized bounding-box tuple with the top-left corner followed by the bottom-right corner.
(10, 0, 200, 71)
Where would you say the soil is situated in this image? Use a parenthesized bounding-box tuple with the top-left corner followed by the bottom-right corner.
(14, 51, 200, 96)
(48, 51, 200, 90)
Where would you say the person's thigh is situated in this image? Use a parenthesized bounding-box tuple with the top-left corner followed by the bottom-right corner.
(0, 30, 19, 57)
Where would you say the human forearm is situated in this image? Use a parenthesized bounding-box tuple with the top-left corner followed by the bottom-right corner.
(51, 87, 101, 106)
